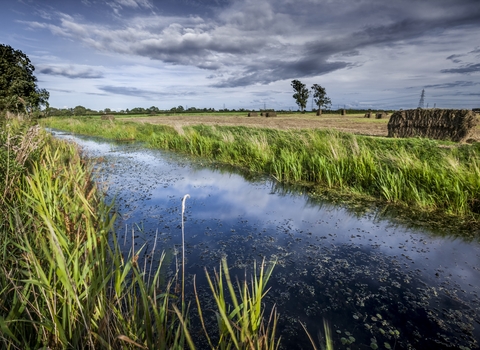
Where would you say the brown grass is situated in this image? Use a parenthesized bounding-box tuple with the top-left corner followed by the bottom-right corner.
(388, 109, 478, 142)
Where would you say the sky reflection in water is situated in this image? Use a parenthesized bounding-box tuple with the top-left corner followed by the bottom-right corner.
(53, 131, 480, 350)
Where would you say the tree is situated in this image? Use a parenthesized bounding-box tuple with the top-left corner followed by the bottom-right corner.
(311, 84, 331, 116)
(73, 105, 87, 116)
(0, 44, 49, 115)
(130, 107, 145, 113)
(148, 106, 160, 114)
(291, 80, 309, 113)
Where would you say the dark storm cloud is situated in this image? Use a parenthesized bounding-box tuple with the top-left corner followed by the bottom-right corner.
(423, 81, 480, 89)
(21, 0, 480, 89)
(38, 65, 104, 79)
(441, 63, 480, 74)
(98, 86, 156, 98)
(213, 58, 349, 87)
(447, 54, 463, 61)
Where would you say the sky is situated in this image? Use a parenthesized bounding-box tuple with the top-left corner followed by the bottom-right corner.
(1, 0, 479, 111)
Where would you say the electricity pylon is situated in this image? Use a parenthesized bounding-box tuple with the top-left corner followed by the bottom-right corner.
(418, 89, 425, 109)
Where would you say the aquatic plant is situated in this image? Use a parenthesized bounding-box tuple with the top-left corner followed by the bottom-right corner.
(196, 258, 280, 350)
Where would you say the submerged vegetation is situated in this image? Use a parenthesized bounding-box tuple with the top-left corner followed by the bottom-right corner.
(0, 116, 285, 349)
(42, 117, 480, 229)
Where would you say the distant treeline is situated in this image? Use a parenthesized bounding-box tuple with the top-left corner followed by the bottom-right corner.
(46, 105, 395, 117)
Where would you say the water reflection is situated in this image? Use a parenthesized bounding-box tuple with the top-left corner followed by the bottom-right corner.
(51, 130, 480, 350)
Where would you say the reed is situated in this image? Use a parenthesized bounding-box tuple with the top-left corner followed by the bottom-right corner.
(0, 123, 191, 349)
(41, 118, 480, 220)
(196, 258, 280, 350)
(2, 119, 284, 349)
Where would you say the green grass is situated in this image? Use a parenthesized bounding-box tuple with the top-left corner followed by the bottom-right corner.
(1, 116, 290, 349)
(41, 117, 480, 223)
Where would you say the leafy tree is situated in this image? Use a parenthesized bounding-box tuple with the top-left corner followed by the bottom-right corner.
(311, 84, 331, 116)
(148, 106, 160, 113)
(291, 80, 309, 113)
(0, 44, 49, 115)
(73, 105, 87, 116)
(130, 107, 145, 113)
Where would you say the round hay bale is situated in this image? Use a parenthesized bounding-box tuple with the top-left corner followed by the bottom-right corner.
(316, 110, 322, 116)
(248, 112, 258, 117)
(376, 112, 386, 119)
(265, 111, 277, 118)
(364, 112, 371, 118)
(101, 114, 115, 121)
(341, 109, 346, 116)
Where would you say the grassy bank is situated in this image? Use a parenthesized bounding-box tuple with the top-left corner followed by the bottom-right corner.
(1, 117, 285, 349)
(42, 117, 480, 225)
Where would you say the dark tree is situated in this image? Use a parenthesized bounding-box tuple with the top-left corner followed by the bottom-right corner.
(148, 106, 160, 113)
(0, 44, 49, 115)
(291, 80, 309, 113)
(311, 84, 331, 116)
(73, 105, 87, 116)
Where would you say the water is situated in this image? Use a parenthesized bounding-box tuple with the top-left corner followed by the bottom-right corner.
(52, 131, 480, 349)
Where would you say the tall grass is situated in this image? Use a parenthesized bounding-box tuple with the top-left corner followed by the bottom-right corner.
(42, 118, 480, 219)
(197, 258, 280, 350)
(0, 129, 191, 348)
(1, 118, 284, 349)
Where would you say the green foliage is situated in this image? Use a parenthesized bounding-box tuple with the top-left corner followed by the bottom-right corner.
(0, 44, 49, 115)
(73, 105, 87, 116)
(291, 80, 310, 113)
(198, 258, 280, 350)
(311, 84, 331, 114)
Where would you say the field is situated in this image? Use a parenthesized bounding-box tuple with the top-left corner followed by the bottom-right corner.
(115, 112, 480, 140)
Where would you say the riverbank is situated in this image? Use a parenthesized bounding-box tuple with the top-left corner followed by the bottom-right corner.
(48, 125, 480, 350)
(1, 117, 282, 349)
(41, 117, 480, 233)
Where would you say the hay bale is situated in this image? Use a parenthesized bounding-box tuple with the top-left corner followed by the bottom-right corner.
(248, 112, 258, 117)
(316, 110, 322, 116)
(341, 109, 347, 116)
(364, 112, 371, 118)
(101, 114, 115, 121)
(265, 111, 277, 118)
(260, 112, 264, 116)
(387, 109, 477, 142)
(376, 112, 387, 119)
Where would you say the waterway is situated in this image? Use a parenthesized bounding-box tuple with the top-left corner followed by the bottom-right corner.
(51, 130, 480, 350)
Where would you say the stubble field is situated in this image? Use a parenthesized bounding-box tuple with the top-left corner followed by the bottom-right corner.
(120, 113, 391, 136)
(118, 112, 480, 140)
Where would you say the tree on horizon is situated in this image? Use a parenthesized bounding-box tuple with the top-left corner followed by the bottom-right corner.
(291, 80, 309, 113)
(311, 84, 331, 116)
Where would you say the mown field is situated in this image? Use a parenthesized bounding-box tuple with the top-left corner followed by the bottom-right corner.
(77, 111, 480, 140)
